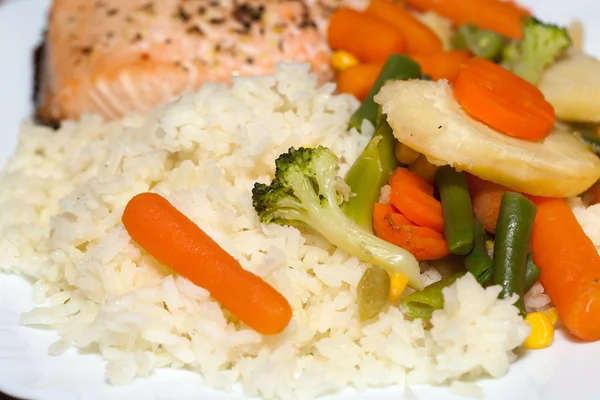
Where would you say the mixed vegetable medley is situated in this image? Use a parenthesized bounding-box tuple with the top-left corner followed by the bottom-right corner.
(121, 0, 600, 356)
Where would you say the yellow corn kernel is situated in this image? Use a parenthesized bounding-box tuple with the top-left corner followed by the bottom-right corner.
(543, 307, 559, 326)
(523, 312, 555, 350)
(330, 51, 359, 72)
(389, 272, 408, 302)
(408, 154, 438, 184)
(395, 142, 421, 165)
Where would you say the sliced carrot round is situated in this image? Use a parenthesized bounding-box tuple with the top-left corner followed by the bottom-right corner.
(452, 57, 556, 141)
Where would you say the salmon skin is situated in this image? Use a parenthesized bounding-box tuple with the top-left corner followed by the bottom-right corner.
(34, 0, 369, 125)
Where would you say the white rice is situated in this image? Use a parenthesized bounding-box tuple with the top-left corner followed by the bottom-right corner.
(0, 63, 530, 399)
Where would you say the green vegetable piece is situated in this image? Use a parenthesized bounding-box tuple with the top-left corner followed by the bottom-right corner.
(569, 122, 600, 156)
(465, 219, 494, 285)
(452, 24, 506, 61)
(524, 253, 542, 293)
(252, 146, 423, 290)
(349, 54, 421, 131)
(502, 17, 572, 84)
(357, 266, 391, 321)
(427, 254, 466, 279)
(435, 165, 474, 255)
(343, 120, 399, 232)
(402, 272, 466, 319)
(492, 192, 537, 316)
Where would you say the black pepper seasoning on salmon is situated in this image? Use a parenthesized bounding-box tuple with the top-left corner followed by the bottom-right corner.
(174, 5, 191, 23)
(138, 2, 155, 15)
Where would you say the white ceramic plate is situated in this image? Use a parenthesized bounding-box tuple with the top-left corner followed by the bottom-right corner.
(1, 1, 600, 399)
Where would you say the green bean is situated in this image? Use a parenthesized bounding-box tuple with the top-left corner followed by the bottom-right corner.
(451, 24, 506, 61)
(349, 55, 421, 131)
(426, 254, 465, 279)
(492, 192, 537, 316)
(357, 266, 391, 321)
(569, 122, 600, 156)
(524, 253, 541, 293)
(401, 272, 466, 319)
(465, 219, 494, 285)
(435, 166, 474, 255)
(343, 119, 398, 232)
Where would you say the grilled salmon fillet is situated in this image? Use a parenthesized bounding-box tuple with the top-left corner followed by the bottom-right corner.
(35, 0, 368, 124)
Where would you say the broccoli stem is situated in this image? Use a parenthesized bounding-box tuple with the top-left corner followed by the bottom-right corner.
(312, 211, 424, 290)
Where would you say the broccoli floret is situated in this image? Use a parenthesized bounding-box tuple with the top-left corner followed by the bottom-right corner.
(252, 146, 423, 290)
(502, 17, 572, 84)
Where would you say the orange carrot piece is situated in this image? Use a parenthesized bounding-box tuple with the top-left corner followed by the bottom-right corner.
(466, 174, 512, 234)
(402, 0, 528, 39)
(328, 8, 405, 63)
(365, 0, 443, 55)
(122, 192, 292, 335)
(373, 203, 449, 260)
(336, 62, 384, 101)
(499, 0, 532, 16)
(410, 50, 472, 81)
(389, 167, 434, 197)
(586, 182, 600, 205)
(530, 197, 600, 342)
(453, 57, 556, 141)
(390, 184, 444, 233)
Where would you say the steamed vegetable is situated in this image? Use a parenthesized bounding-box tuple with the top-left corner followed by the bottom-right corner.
(365, 0, 442, 55)
(502, 17, 572, 85)
(252, 146, 423, 289)
(409, 50, 472, 81)
(349, 55, 421, 130)
(390, 172, 444, 233)
(530, 196, 600, 341)
(523, 312, 555, 349)
(467, 174, 509, 234)
(344, 120, 398, 232)
(492, 192, 537, 316)
(122, 192, 292, 335)
(453, 57, 555, 141)
(357, 266, 391, 321)
(337, 63, 384, 101)
(539, 54, 600, 123)
(328, 8, 405, 63)
(402, 272, 465, 319)
(389, 272, 409, 302)
(524, 253, 541, 293)
(465, 219, 494, 284)
(452, 24, 506, 61)
(436, 166, 474, 255)
(374, 79, 600, 197)
(373, 203, 450, 261)
(330, 51, 360, 72)
(401, 0, 529, 39)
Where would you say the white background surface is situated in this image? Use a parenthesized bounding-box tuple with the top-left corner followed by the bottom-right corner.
(1, 0, 599, 399)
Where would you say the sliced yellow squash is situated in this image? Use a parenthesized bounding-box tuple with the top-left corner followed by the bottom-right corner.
(539, 54, 600, 123)
(374, 79, 600, 198)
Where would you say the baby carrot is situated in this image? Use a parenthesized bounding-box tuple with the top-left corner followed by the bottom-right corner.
(453, 57, 555, 141)
(373, 203, 450, 260)
(337, 63, 384, 101)
(530, 196, 600, 342)
(402, 0, 528, 39)
(467, 174, 512, 234)
(410, 51, 472, 81)
(122, 192, 292, 335)
(328, 8, 405, 63)
(365, 0, 443, 55)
